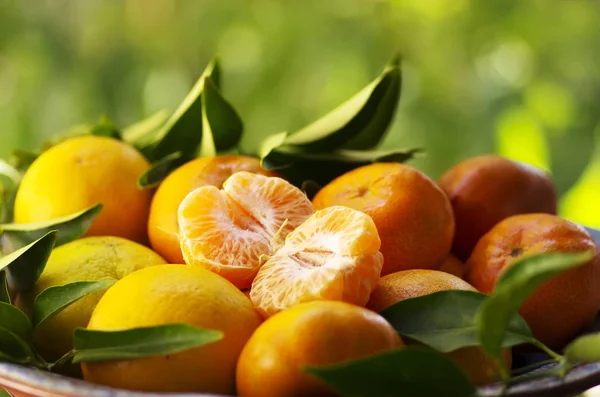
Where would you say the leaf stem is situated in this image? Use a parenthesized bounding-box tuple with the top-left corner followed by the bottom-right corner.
(47, 350, 75, 372)
(531, 339, 563, 361)
(511, 358, 559, 376)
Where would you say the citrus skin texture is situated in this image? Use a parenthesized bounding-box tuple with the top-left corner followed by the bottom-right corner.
(236, 300, 402, 397)
(438, 155, 557, 261)
(14, 135, 152, 244)
(16, 236, 167, 361)
(466, 213, 600, 349)
(313, 162, 455, 275)
(439, 254, 465, 279)
(367, 269, 511, 386)
(148, 155, 277, 264)
(82, 265, 262, 394)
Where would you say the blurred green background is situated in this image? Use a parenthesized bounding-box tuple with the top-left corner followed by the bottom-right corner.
(1, 0, 600, 227)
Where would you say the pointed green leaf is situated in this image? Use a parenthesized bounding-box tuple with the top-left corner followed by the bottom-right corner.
(199, 89, 217, 158)
(0, 327, 36, 364)
(380, 290, 532, 353)
(90, 115, 121, 139)
(261, 146, 421, 187)
(0, 203, 102, 254)
(476, 251, 595, 359)
(32, 280, 116, 331)
(564, 333, 600, 366)
(283, 60, 401, 152)
(0, 231, 57, 292)
(137, 152, 183, 189)
(145, 58, 220, 162)
(72, 324, 224, 363)
(258, 131, 289, 159)
(305, 347, 475, 397)
(0, 302, 32, 342)
(202, 77, 243, 152)
(0, 272, 9, 304)
(122, 109, 170, 149)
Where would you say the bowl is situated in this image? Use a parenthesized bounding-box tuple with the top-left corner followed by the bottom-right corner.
(2, 227, 600, 397)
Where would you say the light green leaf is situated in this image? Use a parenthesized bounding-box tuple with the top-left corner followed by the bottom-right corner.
(261, 146, 422, 187)
(122, 109, 170, 150)
(72, 324, 224, 363)
(32, 280, 116, 331)
(305, 347, 475, 397)
(90, 115, 121, 139)
(202, 76, 243, 152)
(564, 333, 600, 366)
(145, 58, 220, 162)
(283, 57, 401, 152)
(0, 161, 21, 186)
(381, 290, 532, 353)
(0, 204, 102, 254)
(476, 251, 595, 359)
(199, 87, 217, 158)
(0, 272, 9, 304)
(137, 152, 183, 189)
(8, 150, 39, 172)
(0, 302, 32, 342)
(0, 231, 57, 292)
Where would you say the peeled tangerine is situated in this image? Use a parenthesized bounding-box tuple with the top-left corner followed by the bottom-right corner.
(178, 171, 384, 317)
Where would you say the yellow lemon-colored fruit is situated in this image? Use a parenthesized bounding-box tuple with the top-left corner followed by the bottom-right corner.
(16, 236, 167, 361)
(14, 135, 152, 244)
(82, 265, 262, 394)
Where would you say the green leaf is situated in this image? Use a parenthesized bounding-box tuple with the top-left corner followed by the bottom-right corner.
(0, 203, 102, 254)
(72, 324, 224, 363)
(305, 346, 475, 397)
(137, 152, 183, 189)
(0, 387, 13, 397)
(0, 231, 57, 292)
(476, 251, 595, 359)
(32, 280, 116, 331)
(0, 326, 36, 364)
(0, 161, 21, 186)
(0, 302, 32, 342)
(145, 58, 220, 162)
(199, 86, 217, 158)
(381, 290, 532, 353)
(261, 146, 422, 187)
(301, 180, 322, 200)
(283, 58, 401, 152)
(90, 115, 121, 139)
(202, 76, 243, 152)
(0, 160, 21, 224)
(9, 150, 39, 172)
(122, 109, 170, 149)
(0, 272, 9, 304)
(564, 333, 600, 366)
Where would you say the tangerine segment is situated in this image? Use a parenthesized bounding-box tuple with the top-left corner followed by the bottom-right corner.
(250, 206, 383, 318)
(178, 171, 314, 289)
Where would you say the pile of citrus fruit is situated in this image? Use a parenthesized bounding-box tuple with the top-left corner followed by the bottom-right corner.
(1, 56, 599, 397)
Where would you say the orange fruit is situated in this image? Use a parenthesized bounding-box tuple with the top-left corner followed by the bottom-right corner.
(82, 264, 262, 394)
(312, 162, 454, 275)
(14, 135, 152, 243)
(178, 171, 314, 289)
(439, 254, 465, 279)
(250, 206, 384, 318)
(366, 269, 511, 385)
(438, 154, 557, 261)
(148, 155, 277, 264)
(236, 300, 402, 397)
(466, 213, 600, 349)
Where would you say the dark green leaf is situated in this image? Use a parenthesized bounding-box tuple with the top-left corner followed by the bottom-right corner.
(0, 326, 35, 364)
(122, 109, 170, 149)
(381, 290, 532, 353)
(137, 152, 183, 189)
(261, 146, 422, 187)
(301, 180, 322, 200)
(72, 324, 224, 363)
(0, 203, 102, 254)
(0, 302, 32, 342)
(90, 115, 121, 139)
(283, 60, 401, 152)
(32, 280, 116, 331)
(145, 58, 220, 162)
(0, 272, 9, 304)
(0, 231, 57, 292)
(476, 251, 595, 359)
(564, 333, 600, 365)
(202, 77, 243, 152)
(305, 346, 475, 397)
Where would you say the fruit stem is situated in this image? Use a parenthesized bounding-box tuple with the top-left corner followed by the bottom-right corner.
(531, 339, 563, 361)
